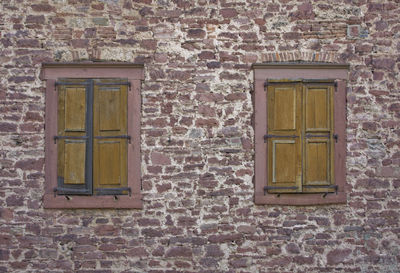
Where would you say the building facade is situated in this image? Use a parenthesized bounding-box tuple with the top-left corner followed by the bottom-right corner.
(1, 0, 399, 272)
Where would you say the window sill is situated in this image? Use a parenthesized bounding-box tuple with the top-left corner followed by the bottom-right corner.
(43, 194, 143, 209)
(255, 192, 346, 206)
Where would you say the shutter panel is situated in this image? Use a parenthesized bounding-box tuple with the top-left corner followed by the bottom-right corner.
(93, 80, 128, 195)
(266, 82, 302, 193)
(303, 84, 335, 193)
(56, 81, 91, 195)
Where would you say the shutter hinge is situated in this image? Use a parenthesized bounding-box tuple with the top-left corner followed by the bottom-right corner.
(53, 135, 89, 144)
(264, 80, 268, 88)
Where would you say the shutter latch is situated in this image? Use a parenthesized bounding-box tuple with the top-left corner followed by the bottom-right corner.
(333, 134, 338, 143)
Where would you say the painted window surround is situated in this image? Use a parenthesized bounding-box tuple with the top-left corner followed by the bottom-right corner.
(41, 62, 144, 209)
(253, 63, 349, 205)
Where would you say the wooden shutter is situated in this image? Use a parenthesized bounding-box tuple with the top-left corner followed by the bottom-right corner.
(266, 82, 302, 193)
(93, 79, 128, 195)
(303, 83, 335, 193)
(56, 80, 91, 195)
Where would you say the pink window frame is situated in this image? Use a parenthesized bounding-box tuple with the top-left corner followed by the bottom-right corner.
(253, 63, 349, 205)
(40, 62, 144, 209)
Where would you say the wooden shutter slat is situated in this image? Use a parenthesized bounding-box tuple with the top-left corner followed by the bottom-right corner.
(57, 82, 91, 195)
(99, 87, 121, 131)
(98, 140, 123, 185)
(63, 140, 86, 184)
(273, 140, 297, 183)
(267, 83, 302, 193)
(93, 81, 128, 194)
(64, 87, 86, 132)
(304, 139, 330, 183)
(305, 86, 331, 132)
(303, 84, 334, 193)
(270, 86, 297, 131)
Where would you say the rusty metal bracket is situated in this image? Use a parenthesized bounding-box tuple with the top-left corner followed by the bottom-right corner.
(53, 135, 88, 144)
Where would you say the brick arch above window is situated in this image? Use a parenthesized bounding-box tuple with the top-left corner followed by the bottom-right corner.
(260, 51, 343, 64)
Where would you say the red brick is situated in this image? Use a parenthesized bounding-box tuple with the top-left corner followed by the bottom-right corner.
(188, 29, 206, 38)
(199, 51, 215, 60)
(94, 225, 119, 236)
(165, 246, 192, 257)
(15, 158, 43, 171)
(127, 247, 148, 257)
(26, 15, 45, 24)
(327, 248, 352, 265)
(208, 234, 242, 243)
(220, 8, 237, 18)
(372, 58, 395, 70)
(225, 93, 246, 101)
(16, 39, 40, 48)
(142, 228, 163, 237)
(0, 122, 17, 132)
(31, 4, 54, 12)
(151, 152, 171, 165)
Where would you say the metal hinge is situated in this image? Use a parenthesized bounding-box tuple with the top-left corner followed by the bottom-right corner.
(53, 135, 89, 144)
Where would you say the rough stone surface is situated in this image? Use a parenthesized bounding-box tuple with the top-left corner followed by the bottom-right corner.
(0, 0, 399, 272)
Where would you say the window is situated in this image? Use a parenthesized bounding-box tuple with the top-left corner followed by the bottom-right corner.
(253, 63, 348, 205)
(41, 63, 144, 208)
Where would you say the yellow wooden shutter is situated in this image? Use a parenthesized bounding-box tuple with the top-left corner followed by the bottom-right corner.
(93, 79, 128, 195)
(303, 83, 335, 193)
(57, 80, 90, 194)
(266, 82, 302, 193)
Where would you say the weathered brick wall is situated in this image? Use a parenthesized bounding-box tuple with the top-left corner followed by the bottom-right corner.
(1, 0, 399, 272)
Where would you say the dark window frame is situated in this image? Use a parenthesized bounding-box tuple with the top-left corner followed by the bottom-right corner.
(253, 63, 349, 205)
(41, 62, 144, 209)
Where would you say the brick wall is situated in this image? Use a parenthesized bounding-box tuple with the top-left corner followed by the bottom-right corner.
(1, 0, 399, 272)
